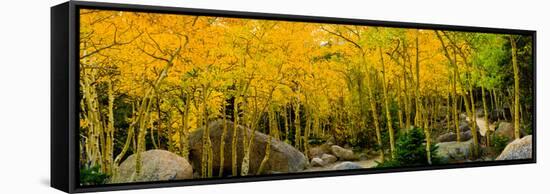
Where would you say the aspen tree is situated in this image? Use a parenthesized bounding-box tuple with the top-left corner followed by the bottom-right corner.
(414, 30, 423, 128)
(435, 31, 461, 142)
(219, 101, 228, 177)
(397, 80, 404, 130)
(423, 98, 432, 165)
(510, 35, 521, 140)
(365, 52, 384, 160)
(380, 47, 395, 158)
(231, 96, 240, 176)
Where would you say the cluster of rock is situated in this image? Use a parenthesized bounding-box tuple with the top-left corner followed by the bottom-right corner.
(308, 140, 361, 169)
(107, 118, 532, 183)
(436, 122, 480, 143)
(110, 120, 308, 183)
(435, 118, 532, 162)
(436, 130, 475, 143)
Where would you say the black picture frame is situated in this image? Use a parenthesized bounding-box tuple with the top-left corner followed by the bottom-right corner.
(51, 1, 536, 193)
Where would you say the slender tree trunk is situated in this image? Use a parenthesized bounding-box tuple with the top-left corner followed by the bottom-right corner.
(402, 58, 411, 129)
(180, 94, 191, 160)
(104, 80, 115, 175)
(283, 106, 289, 142)
(423, 98, 431, 164)
(462, 94, 471, 126)
(231, 97, 239, 176)
(453, 69, 460, 142)
(446, 91, 451, 133)
(240, 99, 253, 176)
(380, 47, 395, 158)
(294, 98, 302, 150)
(508, 89, 515, 124)
(200, 100, 207, 177)
(113, 106, 137, 176)
(82, 72, 103, 170)
(494, 86, 497, 112)
(482, 86, 491, 147)
(136, 95, 154, 176)
(470, 86, 479, 156)
(156, 94, 162, 148)
(397, 80, 404, 130)
(219, 101, 228, 177)
(150, 113, 158, 149)
(362, 52, 384, 160)
(510, 35, 521, 140)
(257, 107, 276, 175)
(199, 90, 215, 178)
(414, 31, 423, 128)
(304, 105, 311, 161)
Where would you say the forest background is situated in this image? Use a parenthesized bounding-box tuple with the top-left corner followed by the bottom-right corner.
(78, 6, 533, 184)
(0, 1, 546, 194)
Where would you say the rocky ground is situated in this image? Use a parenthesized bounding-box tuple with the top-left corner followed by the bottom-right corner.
(304, 159, 379, 172)
(435, 108, 532, 162)
(109, 115, 532, 183)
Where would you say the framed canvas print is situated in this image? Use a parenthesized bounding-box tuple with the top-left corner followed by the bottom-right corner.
(51, 1, 536, 193)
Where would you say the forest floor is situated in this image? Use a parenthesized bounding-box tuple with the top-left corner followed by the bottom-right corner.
(303, 158, 380, 172)
(301, 114, 504, 173)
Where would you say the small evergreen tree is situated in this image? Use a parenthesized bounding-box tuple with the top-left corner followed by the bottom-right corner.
(377, 127, 440, 167)
(80, 165, 109, 186)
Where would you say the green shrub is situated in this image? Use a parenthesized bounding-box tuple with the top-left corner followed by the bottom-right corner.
(377, 127, 440, 168)
(80, 165, 109, 186)
(491, 134, 509, 154)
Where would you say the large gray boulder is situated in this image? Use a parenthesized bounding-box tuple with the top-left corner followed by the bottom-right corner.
(189, 120, 307, 176)
(436, 139, 474, 161)
(332, 162, 362, 170)
(330, 145, 359, 161)
(111, 149, 193, 183)
(496, 135, 532, 160)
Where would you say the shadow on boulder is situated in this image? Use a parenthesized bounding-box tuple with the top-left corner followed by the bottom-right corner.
(189, 120, 307, 176)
